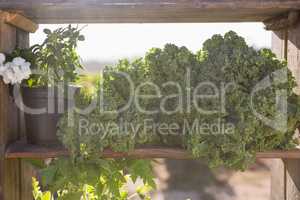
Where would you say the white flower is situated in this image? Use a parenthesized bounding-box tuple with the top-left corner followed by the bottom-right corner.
(12, 57, 26, 66)
(12, 64, 21, 73)
(22, 62, 30, 70)
(0, 53, 5, 65)
(12, 65, 23, 81)
(2, 66, 14, 83)
(16, 76, 23, 83)
(0, 56, 31, 85)
(20, 62, 31, 78)
(2, 76, 10, 84)
(21, 62, 31, 72)
(0, 65, 5, 75)
(1, 63, 16, 84)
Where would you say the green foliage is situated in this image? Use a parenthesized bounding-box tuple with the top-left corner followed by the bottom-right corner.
(32, 178, 52, 200)
(58, 31, 300, 172)
(76, 74, 101, 98)
(185, 31, 300, 169)
(34, 158, 154, 200)
(9, 25, 84, 87)
(36, 30, 300, 200)
(36, 74, 155, 200)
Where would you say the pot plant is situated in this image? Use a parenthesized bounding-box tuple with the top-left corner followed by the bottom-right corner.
(31, 31, 300, 199)
(30, 75, 156, 200)
(9, 25, 85, 145)
(59, 31, 300, 170)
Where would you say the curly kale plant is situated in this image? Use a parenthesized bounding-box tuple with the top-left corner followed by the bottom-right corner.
(53, 31, 300, 199)
(186, 31, 300, 169)
(60, 31, 300, 171)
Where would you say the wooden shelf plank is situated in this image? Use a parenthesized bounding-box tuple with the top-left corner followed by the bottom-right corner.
(0, 0, 300, 23)
(5, 141, 191, 159)
(5, 141, 300, 159)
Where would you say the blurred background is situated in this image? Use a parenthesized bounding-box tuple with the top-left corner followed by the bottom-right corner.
(31, 23, 271, 73)
(150, 159, 271, 200)
(31, 23, 272, 200)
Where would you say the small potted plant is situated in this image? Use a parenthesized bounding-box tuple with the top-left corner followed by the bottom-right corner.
(5, 25, 85, 145)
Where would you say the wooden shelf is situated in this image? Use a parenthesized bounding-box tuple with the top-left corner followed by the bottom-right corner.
(5, 141, 300, 159)
(5, 141, 191, 159)
(1, 0, 300, 23)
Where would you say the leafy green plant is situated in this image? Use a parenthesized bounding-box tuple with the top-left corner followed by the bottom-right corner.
(33, 158, 155, 200)
(34, 75, 156, 200)
(186, 31, 300, 169)
(32, 178, 52, 200)
(36, 31, 300, 199)
(9, 25, 84, 87)
(59, 31, 300, 171)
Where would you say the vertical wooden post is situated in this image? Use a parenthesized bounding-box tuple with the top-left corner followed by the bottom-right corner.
(271, 23, 300, 200)
(285, 160, 300, 200)
(0, 13, 21, 200)
(16, 28, 39, 200)
(0, 13, 37, 200)
(285, 22, 300, 200)
(271, 30, 287, 200)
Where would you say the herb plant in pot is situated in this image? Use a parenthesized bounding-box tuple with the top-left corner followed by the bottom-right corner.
(13, 25, 85, 145)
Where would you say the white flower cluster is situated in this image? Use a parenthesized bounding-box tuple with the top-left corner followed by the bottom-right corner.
(0, 53, 31, 84)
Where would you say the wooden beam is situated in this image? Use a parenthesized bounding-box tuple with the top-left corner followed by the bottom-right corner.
(5, 12, 38, 33)
(0, 0, 300, 23)
(5, 141, 300, 160)
(0, 13, 21, 200)
(264, 11, 300, 31)
(0, 11, 37, 33)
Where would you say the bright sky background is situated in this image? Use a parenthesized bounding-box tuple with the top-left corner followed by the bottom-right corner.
(30, 23, 271, 63)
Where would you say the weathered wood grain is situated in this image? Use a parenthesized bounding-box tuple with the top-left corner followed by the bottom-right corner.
(15, 29, 39, 200)
(264, 10, 300, 31)
(20, 161, 38, 200)
(271, 159, 287, 200)
(4, 11, 38, 33)
(284, 20, 300, 200)
(285, 159, 300, 200)
(5, 141, 300, 160)
(271, 29, 288, 200)
(270, 16, 300, 200)
(0, 14, 21, 200)
(0, 0, 300, 23)
(5, 141, 192, 159)
(288, 21, 300, 95)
